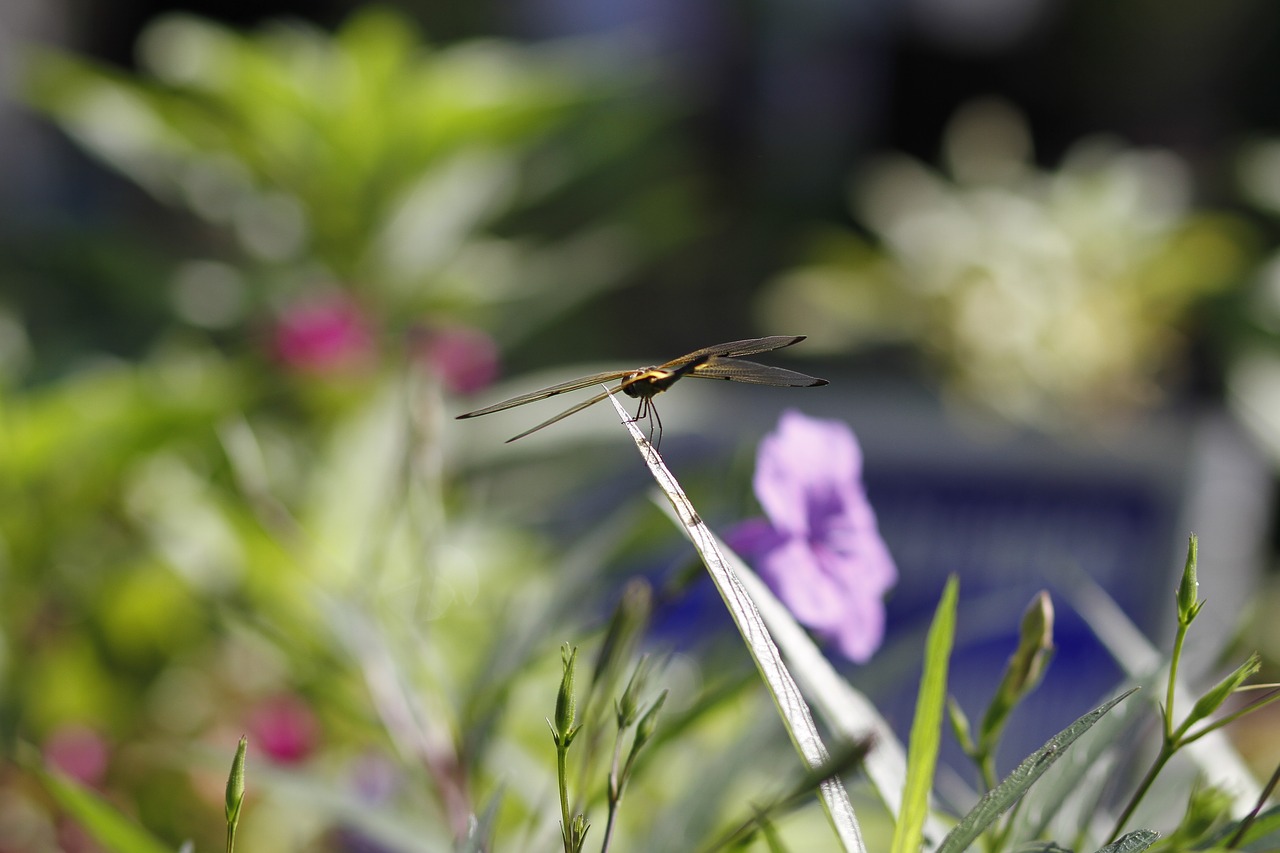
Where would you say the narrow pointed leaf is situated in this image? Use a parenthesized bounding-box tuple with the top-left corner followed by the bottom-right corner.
(891, 576, 958, 853)
(936, 688, 1138, 853)
(1093, 828, 1158, 852)
(1011, 673, 1149, 841)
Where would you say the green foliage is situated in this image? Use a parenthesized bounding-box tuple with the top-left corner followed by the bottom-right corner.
(892, 575, 958, 853)
(26, 9, 573, 278)
(1094, 830, 1160, 853)
(21, 6, 687, 341)
(27, 755, 174, 853)
(224, 735, 247, 852)
(938, 690, 1138, 853)
(7, 8, 1279, 853)
(960, 591, 1056, 797)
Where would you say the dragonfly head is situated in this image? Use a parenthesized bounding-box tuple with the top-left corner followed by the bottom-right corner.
(621, 366, 678, 399)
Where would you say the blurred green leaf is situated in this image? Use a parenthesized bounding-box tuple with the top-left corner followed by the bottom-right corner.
(1210, 804, 1280, 851)
(21, 7, 660, 324)
(30, 760, 172, 853)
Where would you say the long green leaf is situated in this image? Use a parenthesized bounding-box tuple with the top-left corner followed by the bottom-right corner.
(712, 524, 952, 840)
(1092, 828, 1158, 852)
(610, 393, 864, 852)
(891, 575, 959, 853)
(936, 689, 1138, 853)
(33, 765, 173, 853)
(1009, 672, 1147, 842)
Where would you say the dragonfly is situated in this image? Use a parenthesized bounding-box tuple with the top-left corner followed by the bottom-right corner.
(455, 335, 827, 443)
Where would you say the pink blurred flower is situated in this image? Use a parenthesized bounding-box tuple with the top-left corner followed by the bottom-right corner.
(411, 325, 499, 395)
(272, 295, 376, 374)
(43, 724, 109, 786)
(248, 694, 319, 764)
(729, 410, 897, 662)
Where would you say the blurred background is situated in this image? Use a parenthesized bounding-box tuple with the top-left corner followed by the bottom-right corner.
(4, 0, 1280, 849)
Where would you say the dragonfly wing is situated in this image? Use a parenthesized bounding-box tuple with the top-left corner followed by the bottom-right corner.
(672, 335, 808, 364)
(690, 357, 827, 387)
(456, 369, 632, 418)
(504, 384, 623, 442)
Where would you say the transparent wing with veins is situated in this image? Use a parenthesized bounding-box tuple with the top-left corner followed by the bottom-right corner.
(454, 335, 826, 442)
(454, 368, 636, 419)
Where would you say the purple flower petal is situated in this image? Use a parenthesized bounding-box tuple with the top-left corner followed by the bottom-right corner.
(725, 517, 786, 558)
(742, 409, 897, 662)
(828, 582, 889, 663)
(757, 535, 852, 626)
(754, 410, 863, 537)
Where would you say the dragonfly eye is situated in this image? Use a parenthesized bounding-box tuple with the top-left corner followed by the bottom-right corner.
(620, 371, 648, 399)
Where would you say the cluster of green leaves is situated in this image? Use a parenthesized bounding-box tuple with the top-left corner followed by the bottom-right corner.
(20, 6, 693, 341)
(4, 8, 704, 849)
(28, 414, 1280, 853)
(549, 640, 669, 853)
(9, 8, 1280, 853)
(890, 536, 1280, 853)
(607, 420, 1280, 852)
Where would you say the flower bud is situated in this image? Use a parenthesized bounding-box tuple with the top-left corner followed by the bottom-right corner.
(553, 644, 580, 747)
(225, 736, 247, 825)
(1176, 534, 1203, 627)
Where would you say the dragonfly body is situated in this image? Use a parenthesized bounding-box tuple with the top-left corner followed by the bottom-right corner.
(456, 336, 827, 443)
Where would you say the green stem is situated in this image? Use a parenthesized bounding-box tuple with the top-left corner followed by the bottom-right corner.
(1165, 622, 1188, 741)
(600, 728, 626, 853)
(978, 751, 998, 794)
(558, 745, 573, 853)
(1106, 741, 1173, 844)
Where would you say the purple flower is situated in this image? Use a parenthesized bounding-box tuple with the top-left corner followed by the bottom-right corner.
(729, 410, 897, 662)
